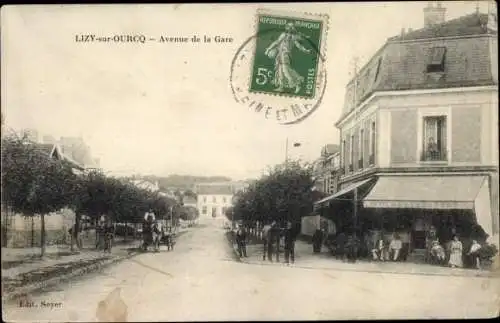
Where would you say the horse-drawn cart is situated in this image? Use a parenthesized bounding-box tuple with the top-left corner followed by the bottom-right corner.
(141, 220, 176, 252)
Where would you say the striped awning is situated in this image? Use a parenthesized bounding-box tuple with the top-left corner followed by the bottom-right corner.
(363, 175, 487, 210)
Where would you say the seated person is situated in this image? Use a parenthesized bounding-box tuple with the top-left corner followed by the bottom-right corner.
(389, 234, 403, 261)
(371, 235, 385, 261)
(430, 239, 446, 263)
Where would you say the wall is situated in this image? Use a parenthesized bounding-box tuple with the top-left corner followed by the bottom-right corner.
(377, 89, 494, 167)
(2, 208, 75, 247)
(390, 109, 418, 164)
(452, 106, 481, 162)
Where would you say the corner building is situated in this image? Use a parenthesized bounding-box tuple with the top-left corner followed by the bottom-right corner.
(316, 5, 499, 261)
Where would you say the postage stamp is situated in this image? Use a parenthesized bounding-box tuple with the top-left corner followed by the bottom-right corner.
(230, 9, 329, 125)
(249, 13, 324, 98)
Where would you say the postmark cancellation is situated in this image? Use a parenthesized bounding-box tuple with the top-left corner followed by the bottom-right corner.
(231, 9, 329, 125)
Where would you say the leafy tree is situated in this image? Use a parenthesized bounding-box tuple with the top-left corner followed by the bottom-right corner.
(232, 160, 315, 228)
(1, 135, 76, 256)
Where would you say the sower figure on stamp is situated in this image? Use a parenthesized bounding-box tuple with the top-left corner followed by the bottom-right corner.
(264, 22, 312, 94)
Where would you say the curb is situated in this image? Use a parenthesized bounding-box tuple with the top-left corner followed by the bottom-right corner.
(3, 229, 193, 302)
(3, 250, 140, 303)
(241, 258, 500, 278)
(224, 235, 499, 278)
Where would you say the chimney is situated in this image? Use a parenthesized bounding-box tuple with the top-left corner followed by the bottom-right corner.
(423, 1, 446, 28)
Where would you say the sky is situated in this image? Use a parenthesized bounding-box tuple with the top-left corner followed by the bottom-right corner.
(1, 1, 492, 180)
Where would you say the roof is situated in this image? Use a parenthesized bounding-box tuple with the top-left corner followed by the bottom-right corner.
(30, 143, 85, 171)
(321, 144, 340, 157)
(389, 13, 491, 42)
(196, 184, 234, 195)
(339, 12, 497, 119)
(33, 143, 58, 158)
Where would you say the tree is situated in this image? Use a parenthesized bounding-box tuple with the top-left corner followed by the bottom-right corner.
(1, 135, 76, 256)
(232, 160, 315, 228)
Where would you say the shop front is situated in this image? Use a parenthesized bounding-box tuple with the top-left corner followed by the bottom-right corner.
(362, 174, 495, 263)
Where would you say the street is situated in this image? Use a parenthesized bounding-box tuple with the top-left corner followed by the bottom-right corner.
(3, 218, 499, 321)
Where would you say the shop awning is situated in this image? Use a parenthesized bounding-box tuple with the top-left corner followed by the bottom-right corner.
(314, 178, 373, 208)
(363, 175, 487, 210)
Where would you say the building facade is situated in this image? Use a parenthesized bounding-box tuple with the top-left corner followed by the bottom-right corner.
(195, 182, 247, 218)
(314, 144, 342, 195)
(316, 4, 499, 258)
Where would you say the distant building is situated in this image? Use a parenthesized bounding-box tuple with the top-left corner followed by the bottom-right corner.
(42, 135, 57, 145)
(132, 179, 160, 192)
(312, 144, 341, 195)
(59, 136, 100, 169)
(21, 128, 40, 143)
(195, 182, 248, 218)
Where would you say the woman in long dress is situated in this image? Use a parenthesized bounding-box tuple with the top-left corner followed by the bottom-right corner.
(264, 23, 312, 93)
(448, 235, 463, 268)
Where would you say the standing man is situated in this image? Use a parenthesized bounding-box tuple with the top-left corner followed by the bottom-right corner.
(262, 222, 274, 261)
(312, 228, 324, 254)
(284, 221, 296, 265)
(236, 225, 248, 258)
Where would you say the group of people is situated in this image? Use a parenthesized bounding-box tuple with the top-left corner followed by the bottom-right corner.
(234, 221, 299, 265)
(371, 232, 484, 269)
(371, 233, 405, 262)
(429, 235, 483, 269)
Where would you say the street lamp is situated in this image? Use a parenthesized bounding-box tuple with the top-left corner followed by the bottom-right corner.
(285, 138, 301, 166)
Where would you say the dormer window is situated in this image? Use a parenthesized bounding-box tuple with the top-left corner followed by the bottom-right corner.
(427, 46, 446, 73)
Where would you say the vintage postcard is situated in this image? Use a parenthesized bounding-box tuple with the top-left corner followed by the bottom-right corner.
(1, 2, 499, 322)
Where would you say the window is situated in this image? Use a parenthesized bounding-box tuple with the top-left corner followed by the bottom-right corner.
(202, 206, 207, 214)
(422, 116, 447, 161)
(359, 128, 364, 169)
(212, 207, 217, 218)
(223, 197, 227, 203)
(212, 196, 216, 203)
(369, 121, 376, 165)
(349, 135, 354, 172)
(427, 47, 446, 73)
(342, 139, 346, 170)
(203, 196, 207, 203)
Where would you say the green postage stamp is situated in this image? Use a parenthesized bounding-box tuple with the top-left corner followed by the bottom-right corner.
(249, 11, 326, 99)
(230, 9, 329, 125)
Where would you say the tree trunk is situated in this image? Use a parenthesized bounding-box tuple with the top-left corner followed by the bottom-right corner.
(74, 213, 82, 251)
(31, 216, 35, 248)
(124, 222, 129, 242)
(40, 214, 46, 257)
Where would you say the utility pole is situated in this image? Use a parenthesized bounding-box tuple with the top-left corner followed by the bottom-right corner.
(285, 137, 289, 167)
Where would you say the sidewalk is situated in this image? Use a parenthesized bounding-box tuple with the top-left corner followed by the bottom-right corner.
(2, 226, 192, 301)
(1, 240, 142, 301)
(231, 236, 499, 279)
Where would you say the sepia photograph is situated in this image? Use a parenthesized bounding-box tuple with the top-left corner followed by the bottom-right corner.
(1, 1, 499, 321)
